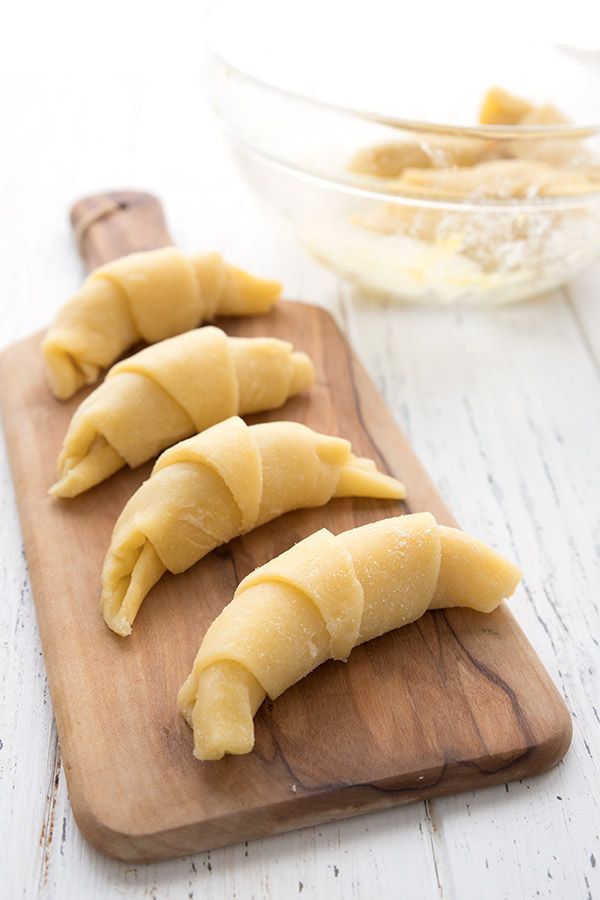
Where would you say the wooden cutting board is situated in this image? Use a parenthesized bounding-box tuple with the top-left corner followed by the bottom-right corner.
(0, 191, 572, 863)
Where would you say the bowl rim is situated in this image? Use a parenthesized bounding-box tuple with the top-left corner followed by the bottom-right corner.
(203, 12, 600, 211)
(220, 124, 600, 213)
(203, 17, 600, 139)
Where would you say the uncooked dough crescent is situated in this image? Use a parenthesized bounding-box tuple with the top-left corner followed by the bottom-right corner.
(178, 513, 521, 760)
(51, 327, 314, 497)
(43, 247, 281, 399)
(101, 417, 406, 636)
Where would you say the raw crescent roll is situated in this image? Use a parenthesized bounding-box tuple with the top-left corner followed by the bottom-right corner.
(388, 159, 597, 201)
(479, 88, 581, 167)
(51, 327, 314, 497)
(43, 247, 282, 399)
(101, 417, 406, 636)
(349, 135, 493, 179)
(479, 86, 534, 125)
(178, 513, 521, 760)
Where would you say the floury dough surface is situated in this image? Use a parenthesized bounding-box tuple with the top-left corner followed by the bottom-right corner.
(178, 513, 521, 761)
(101, 416, 406, 636)
(42, 246, 282, 399)
(51, 327, 315, 497)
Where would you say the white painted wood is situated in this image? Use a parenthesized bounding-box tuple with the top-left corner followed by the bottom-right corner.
(1, 3, 599, 897)
(340, 287, 600, 900)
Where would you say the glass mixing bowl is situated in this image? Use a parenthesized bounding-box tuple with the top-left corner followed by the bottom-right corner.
(204, 1, 600, 303)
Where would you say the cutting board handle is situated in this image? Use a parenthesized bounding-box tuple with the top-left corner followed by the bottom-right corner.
(70, 190, 173, 272)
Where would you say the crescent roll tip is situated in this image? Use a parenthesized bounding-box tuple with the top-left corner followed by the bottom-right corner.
(288, 350, 316, 396)
(227, 265, 282, 315)
(178, 661, 265, 761)
(430, 525, 522, 613)
(335, 455, 406, 500)
(42, 338, 98, 401)
(51, 440, 125, 499)
(101, 539, 166, 637)
(189, 253, 281, 317)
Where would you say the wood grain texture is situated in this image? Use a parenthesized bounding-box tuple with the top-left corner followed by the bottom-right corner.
(0, 192, 571, 862)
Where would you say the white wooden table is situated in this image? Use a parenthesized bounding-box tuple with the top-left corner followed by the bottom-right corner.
(1, 6, 599, 897)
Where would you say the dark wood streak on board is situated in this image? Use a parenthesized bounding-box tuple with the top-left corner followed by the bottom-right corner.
(442, 612, 536, 747)
(0, 191, 572, 863)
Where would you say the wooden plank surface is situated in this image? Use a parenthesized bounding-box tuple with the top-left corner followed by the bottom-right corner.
(0, 194, 571, 863)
